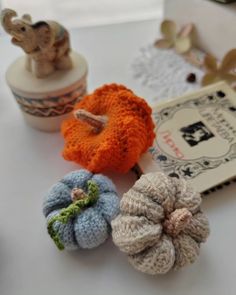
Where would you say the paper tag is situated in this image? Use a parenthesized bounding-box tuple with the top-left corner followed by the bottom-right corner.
(139, 81, 236, 192)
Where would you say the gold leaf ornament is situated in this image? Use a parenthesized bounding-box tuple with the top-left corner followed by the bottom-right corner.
(202, 49, 236, 87)
(154, 20, 194, 54)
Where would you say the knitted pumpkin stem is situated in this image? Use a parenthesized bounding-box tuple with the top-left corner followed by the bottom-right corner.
(163, 208, 192, 237)
(71, 188, 87, 202)
(74, 109, 107, 132)
(47, 180, 99, 250)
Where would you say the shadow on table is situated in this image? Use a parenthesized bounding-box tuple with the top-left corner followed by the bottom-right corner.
(202, 182, 236, 212)
(63, 235, 215, 293)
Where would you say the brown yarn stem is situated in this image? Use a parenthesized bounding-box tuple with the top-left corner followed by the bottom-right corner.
(71, 188, 87, 202)
(74, 109, 107, 131)
(163, 208, 192, 237)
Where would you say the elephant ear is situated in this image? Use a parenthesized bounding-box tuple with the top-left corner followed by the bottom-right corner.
(32, 21, 55, 49)
(22, 14, 32, 24)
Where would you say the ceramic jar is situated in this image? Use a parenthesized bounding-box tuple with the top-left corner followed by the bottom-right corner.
(6, 51, 88, 132)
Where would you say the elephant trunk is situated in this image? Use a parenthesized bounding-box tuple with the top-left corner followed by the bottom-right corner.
(1, 8, 18, 34)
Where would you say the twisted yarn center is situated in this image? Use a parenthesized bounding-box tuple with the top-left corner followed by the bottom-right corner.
(163, 208, 192, 237)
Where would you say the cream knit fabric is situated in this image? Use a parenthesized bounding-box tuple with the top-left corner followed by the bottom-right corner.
(111, 172, 210, 275)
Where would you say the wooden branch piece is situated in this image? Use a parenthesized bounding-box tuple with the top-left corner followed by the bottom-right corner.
(74, 109, 107, 132)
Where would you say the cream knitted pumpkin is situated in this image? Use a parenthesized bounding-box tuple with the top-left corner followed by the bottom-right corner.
(111, 172, 210, 275)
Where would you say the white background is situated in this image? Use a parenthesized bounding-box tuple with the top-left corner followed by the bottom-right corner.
(1, 19, 236, 295)
(2, 0, 163, 27)
(1, 0, 236, 293)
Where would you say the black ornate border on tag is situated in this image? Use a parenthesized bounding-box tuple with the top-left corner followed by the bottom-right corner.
(151, 90, 236, 179)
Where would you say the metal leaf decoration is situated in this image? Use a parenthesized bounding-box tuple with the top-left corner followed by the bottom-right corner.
(154, 20, 194, 54)
(202, 49, 236, 87)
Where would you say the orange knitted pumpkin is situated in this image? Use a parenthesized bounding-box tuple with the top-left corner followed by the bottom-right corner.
(61, 84, 155, 173)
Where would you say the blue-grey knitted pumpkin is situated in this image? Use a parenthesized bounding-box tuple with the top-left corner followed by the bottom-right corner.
(43, 170, 120, 250)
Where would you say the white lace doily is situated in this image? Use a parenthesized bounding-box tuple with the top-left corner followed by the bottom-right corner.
(131, 45, 205, 103)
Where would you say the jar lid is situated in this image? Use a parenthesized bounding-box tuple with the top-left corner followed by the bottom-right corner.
(6, 51, 88, 97)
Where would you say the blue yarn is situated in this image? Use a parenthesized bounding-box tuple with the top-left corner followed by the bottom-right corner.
(43, 169, 120, 250)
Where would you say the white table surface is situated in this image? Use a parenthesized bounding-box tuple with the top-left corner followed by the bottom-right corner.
(0, 19, 236, 295)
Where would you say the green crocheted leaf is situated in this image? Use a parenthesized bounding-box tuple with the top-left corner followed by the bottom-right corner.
(47, 180, 99, 250)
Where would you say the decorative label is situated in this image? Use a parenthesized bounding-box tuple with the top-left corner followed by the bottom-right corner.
(139, 82, 236, 192)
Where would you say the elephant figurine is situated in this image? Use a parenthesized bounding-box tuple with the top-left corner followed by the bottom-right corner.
(1, 9, 73, 78)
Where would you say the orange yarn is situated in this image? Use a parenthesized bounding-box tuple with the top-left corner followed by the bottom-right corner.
(61, 84, 155, 173)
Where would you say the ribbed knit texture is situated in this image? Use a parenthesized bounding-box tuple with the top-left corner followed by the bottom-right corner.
(61, 84, 155, 173)
(112, 172, 210, 275)
(43, 170, 120, 250)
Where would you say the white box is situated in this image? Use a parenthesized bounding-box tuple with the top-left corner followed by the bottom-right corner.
(164, 0, 236, 59)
